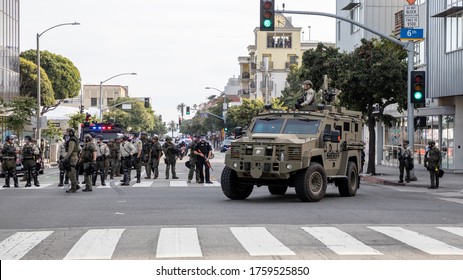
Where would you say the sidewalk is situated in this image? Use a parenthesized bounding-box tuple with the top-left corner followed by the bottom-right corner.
(361, 163, 463, 192)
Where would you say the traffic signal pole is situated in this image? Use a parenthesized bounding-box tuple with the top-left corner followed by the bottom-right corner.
(278, 9, 416, 160)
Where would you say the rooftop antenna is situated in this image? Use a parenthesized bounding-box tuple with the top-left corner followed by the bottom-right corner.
(282, 3, 285, 10)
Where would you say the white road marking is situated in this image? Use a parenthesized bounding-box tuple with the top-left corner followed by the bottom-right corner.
(231, 227, 295, 256)
(438, 227, 463, 238)
(438, 198, 463, 205)
(369, 226, 463, 255)
(156, 228, 202, 258)
(302, 227, 382, 255)
(63, 229, 125, 260)
(132, 181, 153, 188)
(0, 231, 53, 260)
(170, 181, 188, 187)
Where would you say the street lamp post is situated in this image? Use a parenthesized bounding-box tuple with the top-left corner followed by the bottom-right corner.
(99, 73, 137, 120)
(36, 22, 80, 147)
(205, 86, 227, 124)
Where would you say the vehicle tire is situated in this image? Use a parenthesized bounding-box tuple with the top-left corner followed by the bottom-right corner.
(268, 185, 288, 195)
(221, 166, 253, 200)
(337, 161, 359, 197)
(294, 162, 327, 202)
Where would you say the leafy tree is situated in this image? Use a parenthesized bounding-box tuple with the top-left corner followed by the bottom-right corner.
(103, 97, 157, 132)
(329, 38, 407, 174)
(66, 112, 86, 131)
(19, 57, 55, 107)
(4, 97, 36, 138)
(42, 120, 63, 140)
(20, 50, 81, 115)
(226, 98, 287, 129)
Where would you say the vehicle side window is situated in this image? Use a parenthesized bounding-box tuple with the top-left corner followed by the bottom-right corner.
(343, 122, 350, 132)
(324, 124, 332, 132)
(335, 125, 343, 139)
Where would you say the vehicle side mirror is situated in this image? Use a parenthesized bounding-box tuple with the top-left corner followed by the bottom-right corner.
(323, 130, 340, 143)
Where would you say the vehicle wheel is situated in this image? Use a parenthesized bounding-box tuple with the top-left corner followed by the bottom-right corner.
(268, 185, 288, 195)
(294, 162, 327, 202)
(337, 161, 359, 197)
(221, 166, 253, 200)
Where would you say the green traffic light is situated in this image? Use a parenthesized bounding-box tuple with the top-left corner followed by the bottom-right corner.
(414, 91, 423, 100)
(263, 19, 272, 28)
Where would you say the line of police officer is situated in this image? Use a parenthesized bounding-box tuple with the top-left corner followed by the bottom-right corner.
(1, 135, 41, 188)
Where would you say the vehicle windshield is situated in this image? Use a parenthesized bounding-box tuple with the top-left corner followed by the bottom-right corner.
(282, 119, 321, 134)
(252, 118, 285, 133)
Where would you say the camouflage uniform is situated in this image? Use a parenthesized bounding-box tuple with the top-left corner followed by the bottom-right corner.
(187, 137, 200, 183)
(162, 136, 179, 179)
(2, 136, 19, 188)
(148, 136, 163, 179)
(58, 141, 69, 186)
(398, 140, 412, 183)
(93, 136, 109, 186)
(62, 128, 80, 193)
(21, 136, 40, 187)
(81, 135, 97, 191)
(107, 139, 121, 179)
(424, 141, 442, 189)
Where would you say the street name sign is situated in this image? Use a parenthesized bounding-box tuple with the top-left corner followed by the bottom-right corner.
(400, 28, 424, 40)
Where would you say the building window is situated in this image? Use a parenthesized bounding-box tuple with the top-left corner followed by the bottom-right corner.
(350, 0, 362, 34)
(91, 98, 97, 107)
(446, 11, 463, 52)
(267, 33, 292, 48)
(446, 0, 462, 9)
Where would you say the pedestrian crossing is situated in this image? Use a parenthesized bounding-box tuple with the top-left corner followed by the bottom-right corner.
(1, 225, 463, 260)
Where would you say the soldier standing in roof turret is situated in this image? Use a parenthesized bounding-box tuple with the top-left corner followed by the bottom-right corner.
(22, 135, 40, 187)
(2, 135, 19, 188)
(93, 135, 109, 186)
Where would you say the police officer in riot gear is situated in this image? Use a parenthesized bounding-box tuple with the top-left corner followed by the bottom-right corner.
(140, 132, 152, 179)
(194, 136, 213, 184)
(22, 135, 40, 187)
(148, 135, 163, 179)
(58, 137, 69, 186)
(107, 138, 121, 179)
(61, 128, 80, 193)
(424, 140, 442, 189)
(93, 135, 109, 186)
(81, 134, 97, 192)
(120, 135, 136, 185)
(162, 136, 179, 179)
(132, 132, 143, 183)
(2, 135, 19, 188)
(187, 135, 200, 183)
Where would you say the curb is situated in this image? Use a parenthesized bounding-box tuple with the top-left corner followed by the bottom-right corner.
(361, 175, 405, 186)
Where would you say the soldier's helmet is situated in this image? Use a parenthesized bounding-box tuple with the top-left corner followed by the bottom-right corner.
(96, 135, 103, 141)
(165, 136, 172, 142)
(24, 135, 32, 141)
(152, 135, 159, 140)
(303, 80, 313, 87)
(5, 135, 15, 141)
(66, 128, 76, 136)
(123, 135, 130, 141)
(84, 134, 92, 141)
(116, 134, 124, 140)
(89, 132, 97, 139)
(428, 140, 436, 146)
(133, 132, 140, 138)
(141, 132, 148, 136)
(109, 139, 115, 143)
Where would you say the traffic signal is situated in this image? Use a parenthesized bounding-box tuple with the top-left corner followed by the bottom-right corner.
(260, 0, 274, 31)
(80, 105, 84, 114)
(186, 106, 190, 115)
(410, 71, 425, 105)
(144, 98, 150, 108)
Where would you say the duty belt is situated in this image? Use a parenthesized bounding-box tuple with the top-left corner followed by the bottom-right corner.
(3, 156, 15, 160)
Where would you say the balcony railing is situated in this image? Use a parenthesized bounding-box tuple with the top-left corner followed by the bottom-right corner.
(260, 81, 274, 91)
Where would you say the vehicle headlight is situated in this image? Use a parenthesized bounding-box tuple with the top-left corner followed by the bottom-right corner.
(233, 162, 238, 168)
(286, 164, 293, 170)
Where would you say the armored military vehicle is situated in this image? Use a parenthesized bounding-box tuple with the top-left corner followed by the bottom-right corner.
(221, 105, 364, 202)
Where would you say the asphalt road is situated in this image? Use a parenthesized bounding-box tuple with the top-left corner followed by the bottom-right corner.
(1, 153, 463, 260)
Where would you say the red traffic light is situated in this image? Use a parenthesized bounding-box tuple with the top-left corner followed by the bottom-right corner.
(414, 74, 423, 83)
(263, 1, 272, 9)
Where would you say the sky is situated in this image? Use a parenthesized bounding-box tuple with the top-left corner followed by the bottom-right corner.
(20, 0, 336, 124)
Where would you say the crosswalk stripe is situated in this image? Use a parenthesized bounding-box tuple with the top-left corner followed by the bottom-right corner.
(132, 181, 153, 188)
(231, 227, 295, 256)
(438, 227, 463, 238)
(156, 228, 202, 258)
(170, 181, 188, 187)
(302, 227, 382, 255)
(0, 231, 53, 260)
(369, 226, 463, 255)
(63, 229, 125, 260)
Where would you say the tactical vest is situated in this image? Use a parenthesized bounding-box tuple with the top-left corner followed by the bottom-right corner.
(151, 143, 161, 157)
(2, 143, 16, 157)
(427, 148, 440, 162)
(109, 144, 119, 158)
(142, 141, 151, 154)
(22, 144, 34, 159)
(82, 143, 94, 162)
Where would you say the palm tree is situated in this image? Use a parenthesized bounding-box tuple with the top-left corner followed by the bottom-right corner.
(176, 103, 185, 119)
(168, 120, 176, 137)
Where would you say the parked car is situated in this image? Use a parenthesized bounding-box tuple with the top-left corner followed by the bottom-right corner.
(220, 139, 233, 153)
